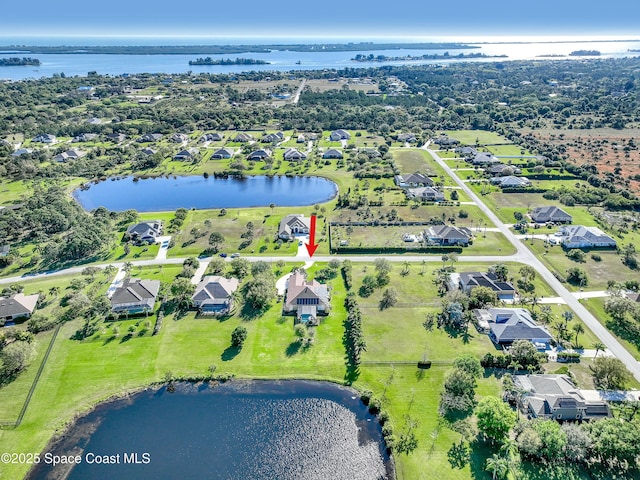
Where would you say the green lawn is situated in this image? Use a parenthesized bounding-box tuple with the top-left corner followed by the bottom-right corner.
(441, 130, 513, 146)
(583, 298, 640, 361)
(525, 239, 634, 291)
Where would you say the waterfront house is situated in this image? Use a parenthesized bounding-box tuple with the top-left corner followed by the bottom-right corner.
(247, 149, 271, 160)
(530, 206, 572, 224)
(110, 278, 160, 315)
(0, 293, 39, 325)
(211, 147, 234, 159)
(125, 220, 162, 244)
(174, 148, 199, 160)
(192, 276, 239, 315)
(283, 271, 330, 325)
(278, 214, 310, 240)
(54, 149, 87, 162)
(283, 148, 307, 161)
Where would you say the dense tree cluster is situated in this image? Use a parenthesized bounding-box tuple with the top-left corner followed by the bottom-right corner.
(0, 185, 112, 266)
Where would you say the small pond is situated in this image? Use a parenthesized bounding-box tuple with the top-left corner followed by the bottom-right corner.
(73, 175, 338, 212)
(29, 380, 392, 480)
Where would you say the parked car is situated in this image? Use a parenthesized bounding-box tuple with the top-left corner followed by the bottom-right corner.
(219, 253, 227, 257)
(230, 253, 240, 258)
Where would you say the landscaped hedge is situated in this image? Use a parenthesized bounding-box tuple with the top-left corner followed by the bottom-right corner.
(557, 351, 581, 363)
(501, 187, 548, 193)
(333, 246, 463, 255)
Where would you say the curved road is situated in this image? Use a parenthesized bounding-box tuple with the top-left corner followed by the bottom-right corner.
(425, 145, 640, 382)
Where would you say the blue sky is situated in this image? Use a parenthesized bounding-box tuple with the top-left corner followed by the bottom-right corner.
(1, 0, 639, 39)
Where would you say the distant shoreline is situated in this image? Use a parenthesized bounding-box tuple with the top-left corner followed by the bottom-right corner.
(0, 43, 479, 55)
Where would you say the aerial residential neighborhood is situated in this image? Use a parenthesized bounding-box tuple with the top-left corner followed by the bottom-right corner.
(1, 38, 640, 480)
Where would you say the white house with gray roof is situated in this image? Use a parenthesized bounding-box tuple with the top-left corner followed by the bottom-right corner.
(110, 278, 160, 314)
(425, 225, 472, 246)
(283, 148, 307, 161)
(211, 147, 234, 159)
(558, 225, 617, 249)
(490, 176, 531, 188)
(513, 374, 611, 421)
(278, 214, 310, 240)
(408, 186, 445, 202)
(322, 148, 343, 159)
(192, 276, 239, 315)
(395, 171, 434, 188)
(126, 220, 162, 244)
(329, 129, 350, 141)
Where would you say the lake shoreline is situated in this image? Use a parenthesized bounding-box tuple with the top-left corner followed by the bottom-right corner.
(28, 379, 394, 480)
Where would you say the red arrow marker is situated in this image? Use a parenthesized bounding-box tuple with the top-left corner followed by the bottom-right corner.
(305, 215, 319, 257)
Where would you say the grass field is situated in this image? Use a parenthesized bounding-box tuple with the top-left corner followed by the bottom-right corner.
(441, 130, 513, 146)
(525, 239, 635, 291)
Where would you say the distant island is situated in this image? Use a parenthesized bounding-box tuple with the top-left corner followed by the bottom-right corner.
(569, 50, 601, 56)
(352, 52, 506, 62)
(0, 42, 479, 55)
(189, 57, 270, 66)
(0, 57, 40, 66)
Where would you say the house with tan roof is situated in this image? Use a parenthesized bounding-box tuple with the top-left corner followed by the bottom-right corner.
(283, 271, 330, 325)
(0, 293, 40, 325)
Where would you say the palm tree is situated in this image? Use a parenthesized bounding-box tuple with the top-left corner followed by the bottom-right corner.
(401, 260, 410, 276)
(485, 454, 509, 480)
(48, 286, 60, 298)
(269, 203, 275, 215)
(572, 323, 585, 348)
(593, 341, 606, 358)
(420, 260, 427, 275)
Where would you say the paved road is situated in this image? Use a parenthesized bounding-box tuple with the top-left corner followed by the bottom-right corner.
(292, 78, 306, 104)
(425, 145, 640, 382)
